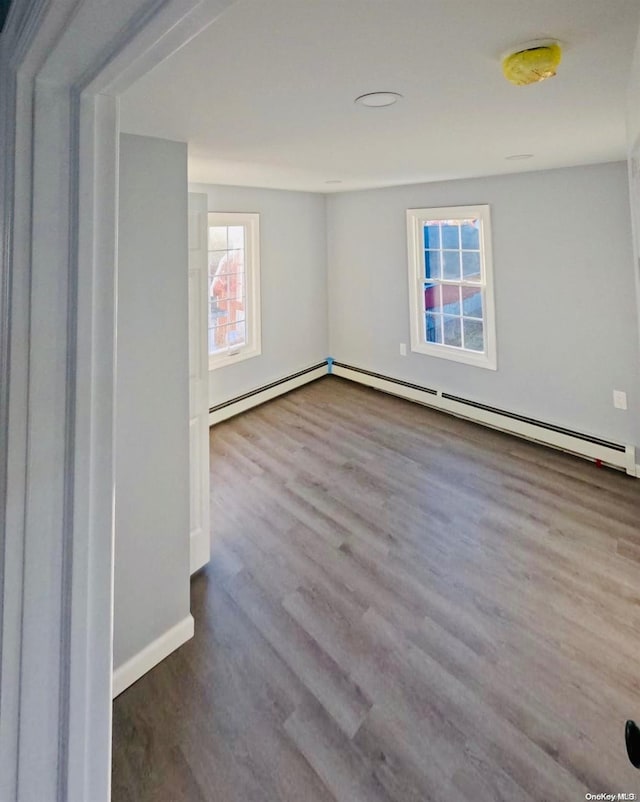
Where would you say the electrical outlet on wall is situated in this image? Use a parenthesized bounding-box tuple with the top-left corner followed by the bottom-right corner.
(613, 390, 628, 410)
(400, 343, 407, 356)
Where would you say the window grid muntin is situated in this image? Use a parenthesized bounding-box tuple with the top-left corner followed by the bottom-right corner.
(407, 204, 496, 370)
(420, 216, 486, 354)
(208, 223, 247, 356)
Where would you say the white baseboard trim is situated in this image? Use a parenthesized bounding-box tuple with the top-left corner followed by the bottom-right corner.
(332, 362, 636, 476)
(209, 363, 328, 425)
(112, 614, 194, 698)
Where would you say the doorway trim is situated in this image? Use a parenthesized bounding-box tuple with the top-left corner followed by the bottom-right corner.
(0, 0, 234, 799)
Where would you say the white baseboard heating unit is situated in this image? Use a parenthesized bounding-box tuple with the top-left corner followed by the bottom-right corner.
(209, 362, 327, 425)
(331, 361, 637, 476)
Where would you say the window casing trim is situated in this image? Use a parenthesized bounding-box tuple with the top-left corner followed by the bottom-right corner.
(406, 204, 497, 371)
(208, 211, 261, 370)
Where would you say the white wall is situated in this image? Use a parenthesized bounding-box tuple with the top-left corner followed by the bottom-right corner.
(627, 23, 640, 349)
(628, 25, 640, 154)
(327, 161, 640, 448)
(189, 183, 328, 406)
(114, 134, 191, 669)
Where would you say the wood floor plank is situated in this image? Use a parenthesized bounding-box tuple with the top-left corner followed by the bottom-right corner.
(284, 699, 393, 802)
(225, 566, 373, 739)
(358, 608, 590, 801)
(113, 377, 640, 800)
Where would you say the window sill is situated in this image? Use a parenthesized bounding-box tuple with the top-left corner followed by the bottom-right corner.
(411, 341, 497, 370)
(209, 346, 261, 371)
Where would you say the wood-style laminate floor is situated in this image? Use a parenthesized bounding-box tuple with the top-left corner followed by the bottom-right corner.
(113, 376, 640, 801)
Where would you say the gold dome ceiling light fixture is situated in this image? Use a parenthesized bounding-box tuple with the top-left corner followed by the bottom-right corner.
(502, 40, 562, 86)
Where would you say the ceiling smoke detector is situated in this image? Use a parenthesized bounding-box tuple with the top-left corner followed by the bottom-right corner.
(502, 40, 562, 86)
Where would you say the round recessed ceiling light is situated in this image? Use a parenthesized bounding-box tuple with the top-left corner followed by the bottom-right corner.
(505, 153, 534, 160)
(355, 91, 403, 107)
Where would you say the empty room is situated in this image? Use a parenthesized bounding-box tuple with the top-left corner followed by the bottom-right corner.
(4, 0, 640, 801)
(109, 2, 640, 798)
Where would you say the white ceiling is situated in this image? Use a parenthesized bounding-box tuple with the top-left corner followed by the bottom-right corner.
(119, 0, 640, 193)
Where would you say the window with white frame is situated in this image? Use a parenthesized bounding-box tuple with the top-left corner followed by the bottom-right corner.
(406, 204, 496, 370)
(208, 212, 261, 368)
